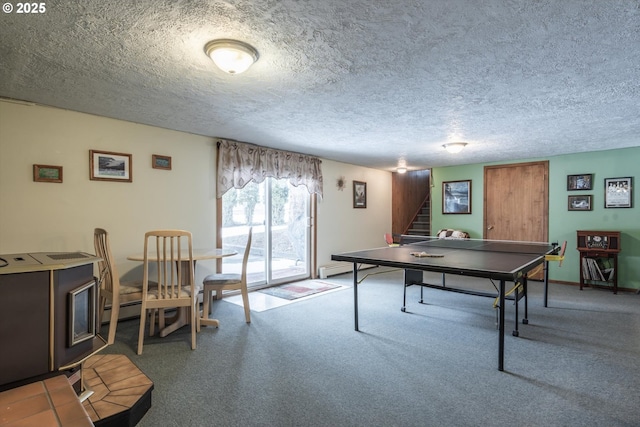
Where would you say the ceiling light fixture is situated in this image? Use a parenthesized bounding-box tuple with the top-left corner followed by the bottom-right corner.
(397, 167, 407, 174)
(204, 39, 259, 75)
(442, 142, 468, 154)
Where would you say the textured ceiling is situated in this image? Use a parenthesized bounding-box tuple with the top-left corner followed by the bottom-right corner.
(1, 0, 639, 171)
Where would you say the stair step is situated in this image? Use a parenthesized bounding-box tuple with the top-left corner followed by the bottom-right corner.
(407, 229, 429, 235)
(406, 196, 431, 236)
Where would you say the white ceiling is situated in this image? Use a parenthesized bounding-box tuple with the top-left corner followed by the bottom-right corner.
(1, 0, 638, 171)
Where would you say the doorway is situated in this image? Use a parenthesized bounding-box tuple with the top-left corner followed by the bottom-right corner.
(220, 178, 311, 289)
(484, 161, 549, 278)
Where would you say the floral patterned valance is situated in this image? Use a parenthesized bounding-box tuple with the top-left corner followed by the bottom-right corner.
(217, 139, 323, 198)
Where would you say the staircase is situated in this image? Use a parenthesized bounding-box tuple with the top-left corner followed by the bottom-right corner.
(405, 198, 431, 235)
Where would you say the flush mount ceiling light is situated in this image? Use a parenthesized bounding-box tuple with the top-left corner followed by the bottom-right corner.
(442, 142, 468, 154)
(204, 39, 259, 75)
(397, 167, 407, 174)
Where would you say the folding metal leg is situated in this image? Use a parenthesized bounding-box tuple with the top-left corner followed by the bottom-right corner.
(404, 269, 423, 311)
(402, 282, 408, 312)
(353, 263, 359, 331)
(522, 275, 529, 325)
(513, 283, 519, 337)
(499, 280, 505, 371)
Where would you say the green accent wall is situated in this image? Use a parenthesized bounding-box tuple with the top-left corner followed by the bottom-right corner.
(431, 146, 639, 290)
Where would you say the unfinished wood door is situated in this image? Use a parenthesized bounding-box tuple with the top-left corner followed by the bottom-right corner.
(484, 161, 549, 278)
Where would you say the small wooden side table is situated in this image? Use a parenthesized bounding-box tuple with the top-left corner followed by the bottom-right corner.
(577, 230, 621, 294)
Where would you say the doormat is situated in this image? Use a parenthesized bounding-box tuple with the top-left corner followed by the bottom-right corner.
(258, 281, 342, 301)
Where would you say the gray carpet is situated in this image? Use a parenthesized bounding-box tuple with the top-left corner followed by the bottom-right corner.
(103, 269, 640, 427)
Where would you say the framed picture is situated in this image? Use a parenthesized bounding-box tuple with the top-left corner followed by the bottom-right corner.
(353, 180, 367, 208)
(443, 180, 471, 214)
(89, 150, 132, 182)
(33, 164, 63, 183)
(567, 174, 593, 190)
(604, 177, 632, 208)
(152, 154, 172, 170)
(568, 195, 592, 211)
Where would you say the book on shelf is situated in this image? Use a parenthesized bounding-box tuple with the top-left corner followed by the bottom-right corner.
(582, 257, 611, 282)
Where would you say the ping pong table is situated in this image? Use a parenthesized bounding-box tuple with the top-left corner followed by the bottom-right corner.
(331, 236, 559, 371)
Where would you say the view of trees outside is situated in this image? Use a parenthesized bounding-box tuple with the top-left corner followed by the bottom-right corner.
(221, 179, 309, 284)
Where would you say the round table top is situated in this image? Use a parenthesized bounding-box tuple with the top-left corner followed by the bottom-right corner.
(127, 248, 237, 262)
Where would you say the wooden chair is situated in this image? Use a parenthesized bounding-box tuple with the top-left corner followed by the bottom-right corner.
(137, 230, 199, 354)
(384, 233, 399, 247)
(94, 228, 144, 345)
(199, 227, 252, 328)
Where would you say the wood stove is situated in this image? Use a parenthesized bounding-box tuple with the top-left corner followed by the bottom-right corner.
(0, 252, 106, 391)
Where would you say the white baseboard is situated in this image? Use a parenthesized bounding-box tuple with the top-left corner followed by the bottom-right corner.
(318, 262, 375, 279)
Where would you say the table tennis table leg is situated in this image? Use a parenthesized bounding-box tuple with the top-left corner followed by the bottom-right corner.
(353, 262, 359, 331)
(512, 276, 530, 337)
(522, 275, 529, 325)
(499, 279, 505, 371)
(402, 284, 408, 312)
(513, 283, 519, 337)
(543, 260, 550, 307)
(403, 269, 423, 312)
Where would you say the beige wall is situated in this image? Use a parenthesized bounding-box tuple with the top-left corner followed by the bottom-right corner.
(0, 101, 218, 282)
(316, 159, 392, 264)
(0, 101, 392, 281)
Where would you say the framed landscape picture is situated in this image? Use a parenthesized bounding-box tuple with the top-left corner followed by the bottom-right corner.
(443, 180, 471, 214)
(604, 177, 632, 208)
(152, 154, 172, 170)
(33, 164, 63, 183)
(90, 150, 132, 182)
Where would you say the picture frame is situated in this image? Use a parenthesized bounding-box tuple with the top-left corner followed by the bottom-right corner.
(568, 195, 592, 211)
(353, 180, 367, 208)
(90, 150, 132, 182)
(33, 164, 63, 183)
(443, 180, 471, 214)
(152, 154, 172, 170)
(604, 177, 632, 208)
(567, 174, 593, 191)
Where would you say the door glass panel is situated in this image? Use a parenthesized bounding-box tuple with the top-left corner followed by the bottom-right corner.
(221, 181, 266, 284)
(270, 179, 309, 283)
(221, 178, 310, 288)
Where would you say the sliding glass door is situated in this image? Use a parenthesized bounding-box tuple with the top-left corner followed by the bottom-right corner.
(220, 178, 310, 288)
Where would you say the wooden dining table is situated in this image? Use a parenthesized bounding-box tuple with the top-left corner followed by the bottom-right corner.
(127, 248, 237, 337)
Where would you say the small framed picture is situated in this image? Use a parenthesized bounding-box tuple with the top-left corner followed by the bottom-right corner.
(567, 174, 593, 190)
(90, 150, 132, 182)
(353, 181, 367, 208)
(568, 195, 592, 211)
(152, 154, 172, 170)
(605, 177, 632, 208)
(33, 164, 63, 183)
(443, 180, 471, 214)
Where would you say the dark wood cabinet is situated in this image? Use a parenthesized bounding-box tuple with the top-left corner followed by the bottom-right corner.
(576, 230, 620, 294)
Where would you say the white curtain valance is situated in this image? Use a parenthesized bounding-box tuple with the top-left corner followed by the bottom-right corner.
(217, 139, 323, 198)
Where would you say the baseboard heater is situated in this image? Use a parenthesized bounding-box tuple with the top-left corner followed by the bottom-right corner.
(318, 262, 376, 279)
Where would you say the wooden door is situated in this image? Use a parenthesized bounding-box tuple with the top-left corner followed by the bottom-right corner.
(484, 161, 549, 278)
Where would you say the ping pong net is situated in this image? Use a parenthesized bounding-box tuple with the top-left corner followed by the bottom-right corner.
(397, 234, 554, 255)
